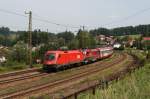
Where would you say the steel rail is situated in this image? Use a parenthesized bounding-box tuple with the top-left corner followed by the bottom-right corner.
(0, 53, 127, 99)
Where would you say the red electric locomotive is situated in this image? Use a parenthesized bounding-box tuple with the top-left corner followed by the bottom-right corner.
(43, 46, 113, 71)
(43, 50, 84, 70)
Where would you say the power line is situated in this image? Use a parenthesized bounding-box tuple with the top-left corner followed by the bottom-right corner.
(0, 8, 80, 29)
(33, 12, 80, 29)
(0, 7, 150, 30)
(33, 17, 80, 28)
(78, 7, 150, 29)
(101, 7, 150, 27)
(0, 8, 26, 17)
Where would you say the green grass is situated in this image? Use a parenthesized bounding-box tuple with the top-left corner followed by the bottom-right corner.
(0, 63, 26, 73)
(78, 62, 150, 99)
(0, 62, 42, 73)
(78, 50, 150, 99)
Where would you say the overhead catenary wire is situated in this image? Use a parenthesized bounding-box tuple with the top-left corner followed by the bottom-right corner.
(33, 17, 80, 29)
(101, 7, 150, 27)
(0, 8, 80, 29)
(0, 8, 26, 17)
(0, 7, 150, 31)
(74, 7, 150, 29)
(0, 8, 96, 31)
(33, 12, 81, 29)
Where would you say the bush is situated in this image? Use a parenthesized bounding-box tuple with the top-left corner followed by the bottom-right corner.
(146, 50, 150, 59)
(11, 65, 25, 70)
(0, 66, 5, 72)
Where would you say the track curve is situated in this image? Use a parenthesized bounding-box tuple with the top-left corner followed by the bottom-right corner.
(0, 52, 129, 99)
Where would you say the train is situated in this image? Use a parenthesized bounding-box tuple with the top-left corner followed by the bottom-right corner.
(43, 46, 113, 71)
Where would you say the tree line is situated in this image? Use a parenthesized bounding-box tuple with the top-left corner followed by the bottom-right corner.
(0, 27, 97, 64)
(90, 24, 150, 36)
(0, 24, 150, 65)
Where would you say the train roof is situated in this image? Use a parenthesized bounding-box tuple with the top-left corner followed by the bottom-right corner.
(46, 50, 82, 54)
(97, 46, 113, 50)
(46, 46, 113, 54)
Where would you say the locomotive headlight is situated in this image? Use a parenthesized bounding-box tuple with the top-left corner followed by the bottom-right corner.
(77, 55, 80, 59)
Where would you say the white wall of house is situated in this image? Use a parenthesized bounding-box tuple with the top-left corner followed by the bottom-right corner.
(0, 56, 6, 63)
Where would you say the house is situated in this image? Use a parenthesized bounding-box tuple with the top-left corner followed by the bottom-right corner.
(0, 56, 6, 63)
(96, 35, 106, 41)
(113, 43, 121, 49)
(143, 37, 150, 41)
(127, 39, 135, 46)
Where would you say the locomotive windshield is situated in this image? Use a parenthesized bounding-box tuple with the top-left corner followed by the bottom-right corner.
(46, 53, 55, 60)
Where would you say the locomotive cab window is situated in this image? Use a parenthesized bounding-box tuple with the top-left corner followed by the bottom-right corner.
(46, 53, 55, 60)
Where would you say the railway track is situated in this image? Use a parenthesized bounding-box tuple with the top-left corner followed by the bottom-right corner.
(0, 68, 48, 88)
(0, 72, 48, 86)
(0, 53, 118, 89)
(0, 53, 128, 99)
(0, 67, 40, 79)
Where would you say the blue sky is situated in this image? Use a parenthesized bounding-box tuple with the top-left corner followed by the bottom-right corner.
(0, 0, 150, 33)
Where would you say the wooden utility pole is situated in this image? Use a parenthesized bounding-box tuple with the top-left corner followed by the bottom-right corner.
(25, 11, 32, 68)
(81, 26, 84, 31)
(80, 26, 85, 31)
(82, 26, 85, 31)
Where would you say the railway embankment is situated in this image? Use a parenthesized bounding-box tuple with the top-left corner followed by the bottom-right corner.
(0, 52, 125, 99)
(59, 50, 149, 99)
(31, 52, 136, 99)
(0, 51, 146, 99)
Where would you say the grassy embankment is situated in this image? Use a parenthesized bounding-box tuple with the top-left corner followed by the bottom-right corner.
(78, 49, 150, 99)
(0, 62, 42, 73)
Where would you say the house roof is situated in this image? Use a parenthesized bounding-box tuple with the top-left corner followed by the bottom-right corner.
(143, 37, 150, 41)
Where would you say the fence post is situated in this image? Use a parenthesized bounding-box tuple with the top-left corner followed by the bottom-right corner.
(99, 80, 102, 89)
(105, 80, 108, 89)
(61, 95, 66, 99)
(74, 93, 78, 99)
(115, 77, 119, 82)
(92, 87, 96, 95)
(101, 80, 105, 90)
